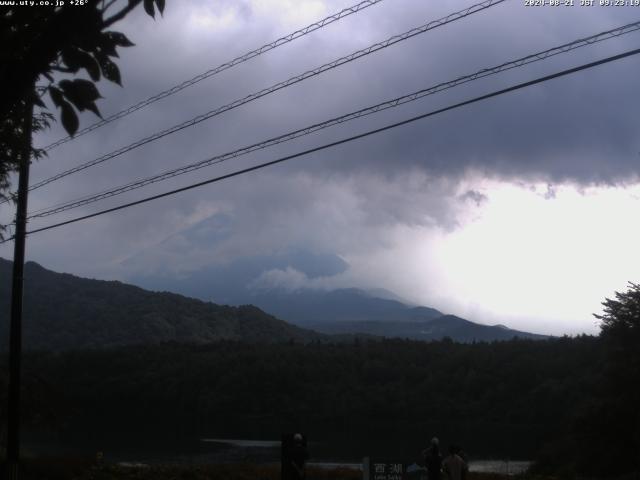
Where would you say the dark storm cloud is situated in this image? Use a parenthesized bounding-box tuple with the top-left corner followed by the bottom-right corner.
(2, 0, 638, 332)
(25, 0, 639, 205)
(459, 190, 487, 206)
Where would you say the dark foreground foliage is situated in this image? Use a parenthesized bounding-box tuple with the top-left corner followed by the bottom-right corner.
(1, 337, 599, 461)
(0, 292, 638, 479)
(5, 457, 549, 480)
(531, 284, 640, 478)
(6, 458, 355, 480)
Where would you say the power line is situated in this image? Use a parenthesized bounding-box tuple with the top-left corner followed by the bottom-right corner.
(41, 0, 388, 152)
(24, 0, 505, 195)
(10, 46, 639, 242)
(26, 20, 640, 220)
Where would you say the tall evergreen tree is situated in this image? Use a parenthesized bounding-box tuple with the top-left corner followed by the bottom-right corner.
(591, 283, 640, 475)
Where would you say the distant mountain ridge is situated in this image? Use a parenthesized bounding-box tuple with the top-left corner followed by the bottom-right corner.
(134, 266, 546, 341)
(126, 242, 547, 341)
(310, 314, 547, 342)
(121, 214, 549, 341)
(1, 258, 547, 350)
(0, 258, 323, 351)
(239, 287, 444, 325)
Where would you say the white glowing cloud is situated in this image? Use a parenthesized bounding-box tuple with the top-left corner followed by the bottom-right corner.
(418, 181, 640, 334)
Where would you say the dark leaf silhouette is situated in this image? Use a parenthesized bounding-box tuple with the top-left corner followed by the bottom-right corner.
(97, 54, 122, 86)
(61, 49, 82, 73)
(59, 79, 102, 117)
(104, 31, 135, 47)
(33, 95, 46, 108)
(98, 33, 119, 58)
(48, 87, 64, 108)
(62, 48, 101, 81)
(60, 100, 79, 136)
(144, 0, 155, 18)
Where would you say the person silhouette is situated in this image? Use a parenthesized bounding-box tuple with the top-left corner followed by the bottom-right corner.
(423, 437, 442, 480)
(290, 433, 309, 480)
(443, 445, 468, 480)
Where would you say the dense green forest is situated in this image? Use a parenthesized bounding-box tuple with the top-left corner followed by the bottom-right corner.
(1, 320, 639, 477)
(0, 336, 615, 471)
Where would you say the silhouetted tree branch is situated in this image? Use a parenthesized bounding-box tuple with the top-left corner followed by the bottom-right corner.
(0, 0, 167, 237)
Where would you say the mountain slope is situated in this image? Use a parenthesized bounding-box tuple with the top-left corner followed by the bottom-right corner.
(126, 249, 547, 341)
(218, 288, 546, 341)
(0, 258, 547, 349)
(307, 314, 547, 341)
(0, 258, 323, 351)
(121, 214, 548, 342)
(239, 287, 443, 325)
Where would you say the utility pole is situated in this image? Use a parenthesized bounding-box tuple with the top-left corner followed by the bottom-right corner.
(7, 97, 33, 480)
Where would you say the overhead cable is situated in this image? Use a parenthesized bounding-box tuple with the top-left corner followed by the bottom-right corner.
(7, 46, 637, 242)
(25, 0, 505, 195)
(41, 0, 388, 151)
(27, 20, 640, 219)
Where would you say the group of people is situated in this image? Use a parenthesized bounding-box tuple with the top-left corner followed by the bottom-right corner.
(423, 437, 468, 480)
(283, 433, 467, 480)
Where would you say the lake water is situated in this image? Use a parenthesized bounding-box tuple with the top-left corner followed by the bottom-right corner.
(162, 438, 531, 475)
(28, 435, 531, 474)
(468, 460, 531, 475)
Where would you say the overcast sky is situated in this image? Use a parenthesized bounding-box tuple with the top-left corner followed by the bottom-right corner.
(2, 0, 640, 335)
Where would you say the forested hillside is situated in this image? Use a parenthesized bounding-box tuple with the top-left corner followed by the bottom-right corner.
(1, 327, 637, 476)
(1, 337, 598, 462)
(0, 259, 323, 350)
